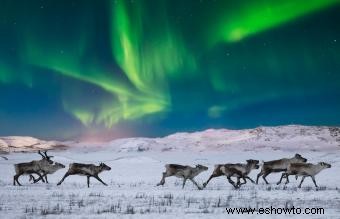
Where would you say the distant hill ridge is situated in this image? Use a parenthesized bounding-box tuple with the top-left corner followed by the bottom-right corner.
(1, 125, 339, 153)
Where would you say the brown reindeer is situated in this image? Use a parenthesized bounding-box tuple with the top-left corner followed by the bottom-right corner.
(13, 151, 53, 186)
(157, 164, 208, 190)
(277, 162, 331, 188)
(27, 151, 65, 183)
(57, 163, 111, 187)
(256, 154, 307, 184)
(203, 160, 259, 189)
(29, 161, 65, 183)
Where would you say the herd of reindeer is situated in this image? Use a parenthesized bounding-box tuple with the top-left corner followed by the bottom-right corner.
(12, 151, 331, 189)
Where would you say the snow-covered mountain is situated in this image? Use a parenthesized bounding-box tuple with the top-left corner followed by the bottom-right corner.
(0, 136, 67, 153)
(1, 125, 340, 153)
(98, 125, 340, 152)
(72, 125, 340, 152)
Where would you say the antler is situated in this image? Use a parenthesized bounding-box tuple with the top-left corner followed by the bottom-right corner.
(38, 150, 46, 158)
(43, 151, 54, 159)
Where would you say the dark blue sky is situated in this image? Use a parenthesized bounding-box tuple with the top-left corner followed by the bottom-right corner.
(0, 0, 339, 140)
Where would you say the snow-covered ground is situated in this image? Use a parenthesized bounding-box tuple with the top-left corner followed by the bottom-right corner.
(0, 125, 340, 218)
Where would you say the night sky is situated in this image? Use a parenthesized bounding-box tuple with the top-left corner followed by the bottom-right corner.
(0, 0, 339, 140)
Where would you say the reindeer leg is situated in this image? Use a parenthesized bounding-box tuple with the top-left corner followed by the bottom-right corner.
(235, 176, 245, 187)
(190, 178, 202, 190)
(240, 177, 246, 186)
(35, 172, 46, 182)
(57, 172, 71, 186)
(29, 174, 36, 183)
(182, 178, 187, 189)
(87, 176, 90, 188)
(262, 172, 270, 184)
(14, 174, 22, 186)
(44, 174, 48, 183)
(157, 172, 167, 186)
(203, 173, 219, 188)
(284, 174, 291, 185)
(298, 176, 306, 188)
(236, 177, 241, 186)
(245, 176, 255, 184)
(277, 173, 286, 185)
(33, 173, 47, 183)
(31, 174, 40, 183)
(256, 171, 263, 184)
(13, 175, 18, 186)
(239, 176, 250, 186)
(311, 176, 318, 188)
(32, 172, 45, 183)
(227, 176, 238, 188)
(93, 175, 108, 186)
(235, 177, 242, 187)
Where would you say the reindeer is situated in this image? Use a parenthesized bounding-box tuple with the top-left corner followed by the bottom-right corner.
(203, 160, 259, 189)
(13, 150, 53, 186)
(29, 161, 65, 183)
(156, 164, 208, 190)
(256, 154, 307, 184)
(57, 163, 111, 187)
(224, 159, 260, 187)
(277, 162, 331, 188)
(26, 151, 64, 183)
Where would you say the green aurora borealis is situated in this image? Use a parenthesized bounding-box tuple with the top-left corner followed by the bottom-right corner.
(0, 0, 339, 139)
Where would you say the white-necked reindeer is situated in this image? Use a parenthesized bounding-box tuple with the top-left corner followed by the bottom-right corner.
(157, 164, 208, 190)
(277, 162, 331, 188)
(57, 163, 111, 187)
(13, 151, 53, 186)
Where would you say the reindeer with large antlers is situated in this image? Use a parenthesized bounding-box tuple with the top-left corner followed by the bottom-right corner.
(13, 150, 54, 186)
(28, 151, 65, 183)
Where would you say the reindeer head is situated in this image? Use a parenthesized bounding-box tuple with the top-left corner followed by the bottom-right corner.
(318, 162, 331, 169)
(195, 164, 208, 171)
(246, 159, 260, 169)
(54, 162, 66, 169)
(100, 163, 111, 171)
(38, 150, 54, 164)
(293, 154, 307, 163)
